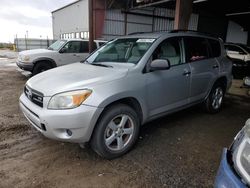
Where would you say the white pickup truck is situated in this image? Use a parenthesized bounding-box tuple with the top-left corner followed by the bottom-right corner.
(16, 39, 106, 75)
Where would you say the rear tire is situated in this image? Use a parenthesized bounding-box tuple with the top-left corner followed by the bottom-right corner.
(91, 104, 140, 159)
(204, 82, 225, 114)
(32, 62, 52, 75)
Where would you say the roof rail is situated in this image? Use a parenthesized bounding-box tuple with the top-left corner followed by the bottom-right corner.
(127, 31, 153, 35)
(168, 30, 218, 38)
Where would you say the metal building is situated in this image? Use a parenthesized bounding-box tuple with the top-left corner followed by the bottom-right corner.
(51, 0, 249, 45)
(52, 0, 89, 40)
(52, 0, 198, 41)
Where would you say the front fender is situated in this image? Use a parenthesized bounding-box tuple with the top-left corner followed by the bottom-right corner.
(32, 57, 57, 68)
(98, 93, 148, 124)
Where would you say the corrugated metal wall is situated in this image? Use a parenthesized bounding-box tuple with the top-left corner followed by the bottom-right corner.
(153, 8, 175, 32)
(14, 38, 55, 52)
(226, 21, 248, 44)
(104, 10, 125, 38)
(102, 8, 199, 40)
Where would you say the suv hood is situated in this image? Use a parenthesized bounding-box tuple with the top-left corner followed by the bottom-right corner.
(26, 63, 128, 96)
(19, 49, 53, 56)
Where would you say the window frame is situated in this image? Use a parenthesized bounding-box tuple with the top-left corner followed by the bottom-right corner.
(61, 41, 82, 53)
(143, 37, 185, 74)
(81, 41, 89, 53)
(207, 38, 221, 58)
(153, 37, 185, 66)
(184, 36, 213, 63)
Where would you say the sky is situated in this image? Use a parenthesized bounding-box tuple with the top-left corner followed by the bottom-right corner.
(0, 0, 76, 43)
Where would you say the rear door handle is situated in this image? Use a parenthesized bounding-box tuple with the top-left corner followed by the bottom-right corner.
(213, 64, 219, 69)
(183, 70, 191, 76)
(73, 54, 80, 57)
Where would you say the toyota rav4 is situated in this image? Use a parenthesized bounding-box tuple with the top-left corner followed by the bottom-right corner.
(19, 31, 233, 159)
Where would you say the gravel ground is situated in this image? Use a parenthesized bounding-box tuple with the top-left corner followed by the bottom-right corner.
(0, 50, 250, 188)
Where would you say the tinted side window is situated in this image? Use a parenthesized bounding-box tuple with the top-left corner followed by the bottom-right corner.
(63, 41, 81, 53)
(93, 42, 97, 50)
(208, 39, 221, 57)
(152, 38, 181, 66)
(185, 37, 209, 62)
(81, 41, 89, 53)
(99, 42, 106, 46)
(81, 42, 97, 52)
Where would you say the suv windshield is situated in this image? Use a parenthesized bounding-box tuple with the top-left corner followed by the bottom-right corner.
(48, 40, 66, 51)
(86, 38, 155, 64)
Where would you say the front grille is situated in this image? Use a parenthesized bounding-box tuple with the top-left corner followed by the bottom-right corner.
(24, 85, 44, 107)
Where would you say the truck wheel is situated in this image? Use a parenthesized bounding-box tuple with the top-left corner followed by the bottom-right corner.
(204, 82, 225, 114)
(32, 62, 52, 75)
(91, 104, 140, 159)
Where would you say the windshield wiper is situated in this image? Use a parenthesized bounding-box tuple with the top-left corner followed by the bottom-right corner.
(81, 59, 88, 63)
(81, 60, 113, 68)
(91, 63, 113, 68)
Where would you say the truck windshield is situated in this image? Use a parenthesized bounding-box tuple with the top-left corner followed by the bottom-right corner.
(48, 40, 66, 51)
(86, 38, 155, 64)
(239, 44, 250, 54)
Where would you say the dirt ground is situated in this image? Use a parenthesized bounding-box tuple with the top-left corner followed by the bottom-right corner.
(0, 52, 250, 188)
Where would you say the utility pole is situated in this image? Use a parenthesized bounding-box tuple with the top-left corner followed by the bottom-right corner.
(25, 34, 27, 50)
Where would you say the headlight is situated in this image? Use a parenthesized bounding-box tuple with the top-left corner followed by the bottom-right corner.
(48, 90, 92, 109)
(19, 55, 30, 62)
(23, 55, 30, 62)
(232, 119, 250, 186)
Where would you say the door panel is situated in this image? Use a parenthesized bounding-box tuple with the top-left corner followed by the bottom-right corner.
(58, 53, 82, 66)
(146, 64, 191, 117)
(58, 41, 89, 66)
(145, 37, 191, 117)
(184, 37, 219, 103)
(189, 59, 219, 102)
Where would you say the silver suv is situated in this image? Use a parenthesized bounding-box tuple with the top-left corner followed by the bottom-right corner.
(19, 31, 232, 159)
(16, 39, 106, 75)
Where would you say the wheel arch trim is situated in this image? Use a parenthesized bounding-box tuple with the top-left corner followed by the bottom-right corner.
(32, 57, 57, 68)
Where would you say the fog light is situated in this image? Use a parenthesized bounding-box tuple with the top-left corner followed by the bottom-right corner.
(66, 129, 72, 136)
(40, 123, 46, 131)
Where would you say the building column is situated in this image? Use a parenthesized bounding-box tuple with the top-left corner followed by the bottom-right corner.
(174, 0, 193, 30)
(89, 0, 105, 53)
(89, 0, 94, 53)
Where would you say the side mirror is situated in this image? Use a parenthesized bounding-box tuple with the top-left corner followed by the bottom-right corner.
(59, 48, 66, 53)
(150, 59, 170, 71)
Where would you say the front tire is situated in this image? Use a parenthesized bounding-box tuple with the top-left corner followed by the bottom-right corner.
(91, 104, 140, 159)
(204, 82, 225, 114)
(32, 62, 52, 75)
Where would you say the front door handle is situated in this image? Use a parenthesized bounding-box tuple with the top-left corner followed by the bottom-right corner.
(183, 70, 191, 76)
(213, 64, 219, 69)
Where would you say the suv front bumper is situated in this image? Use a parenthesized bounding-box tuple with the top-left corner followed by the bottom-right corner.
(19, 93, 103, 143)
(16, 60, 34, 71)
